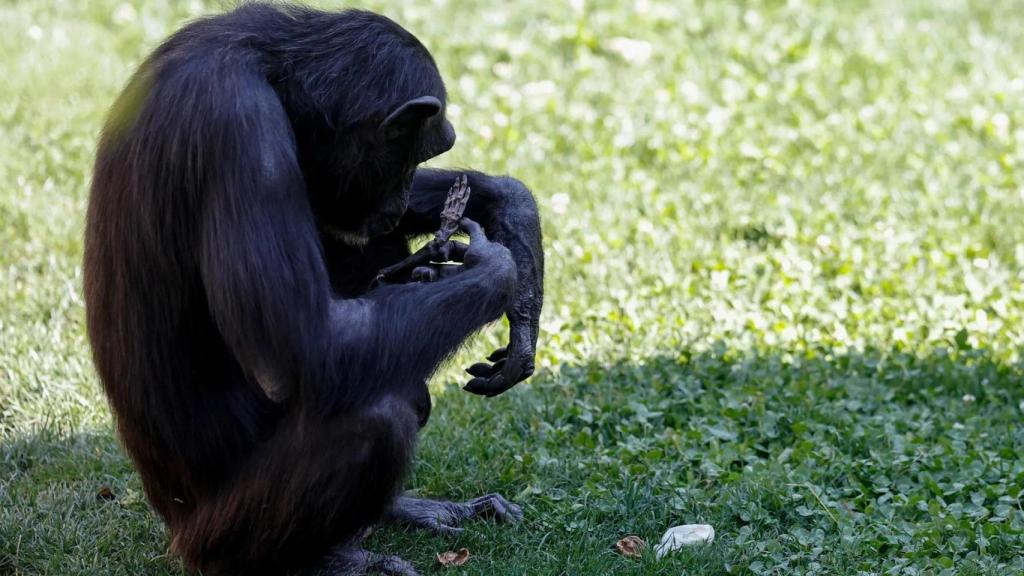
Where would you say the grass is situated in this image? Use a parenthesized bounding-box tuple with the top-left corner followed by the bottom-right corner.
(2, 0, 1024, 574)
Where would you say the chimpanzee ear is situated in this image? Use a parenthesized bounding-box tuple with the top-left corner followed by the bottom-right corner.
(379, 96, 442, 140)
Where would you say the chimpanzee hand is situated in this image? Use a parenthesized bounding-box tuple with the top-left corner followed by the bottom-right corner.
(407, 239, 468, 283)
(464, 337, 535, 397)
(405, 219, 507, 282)
(393, 217, 533, 396)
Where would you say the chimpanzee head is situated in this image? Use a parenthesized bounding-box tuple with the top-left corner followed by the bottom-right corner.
(290, 11, 456, 245)
(355, 93, 457, 239)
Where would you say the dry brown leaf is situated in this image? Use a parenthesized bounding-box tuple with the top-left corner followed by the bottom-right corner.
(436, 547, 471, 567)
(96, 486, 116, 501)
(614, 535, 646, 558)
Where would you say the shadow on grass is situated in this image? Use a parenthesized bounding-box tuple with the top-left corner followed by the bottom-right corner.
(409, 345, 1024, 575)
(2, 346, 1022, 575)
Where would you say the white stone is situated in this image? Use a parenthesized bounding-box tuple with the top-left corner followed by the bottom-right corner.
(654, 524, 715, 559)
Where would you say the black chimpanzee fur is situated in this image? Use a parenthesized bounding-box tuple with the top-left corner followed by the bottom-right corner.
(84, 4, 543, 575)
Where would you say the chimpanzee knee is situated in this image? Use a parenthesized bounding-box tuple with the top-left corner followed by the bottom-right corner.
(173, 396, 419, 576)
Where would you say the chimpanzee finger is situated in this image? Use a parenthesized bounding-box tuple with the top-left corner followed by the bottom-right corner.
(501, 352, 535, 385)
(467, 494, 524, 523)
(515, 364, 535, 381)
(425, 239, 468, 263)
(459, 217, 487, 243)
(444, 240, 469, 262)
(414, 264, 464, 283)
(484, 374, 515, 397)
(487, 346, 508, 362)
(465, 358, 505, 378)
(463, 377, 489, 395)
(463, 374, 514, 397)
(465, 363, 492, 377)
(424, 522, 463, 537)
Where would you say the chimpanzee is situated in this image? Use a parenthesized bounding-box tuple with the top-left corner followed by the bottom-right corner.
(83, 4, 543, 575)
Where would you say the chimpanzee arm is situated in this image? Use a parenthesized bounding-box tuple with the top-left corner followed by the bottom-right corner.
(336, 220, 517, 401)
(197, 70, 515, 408)
(398, 168, 544, 396)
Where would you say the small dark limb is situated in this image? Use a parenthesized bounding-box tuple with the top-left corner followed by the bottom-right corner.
(386, 494, 524, 536)
(434, 173, 471, 242)
(372, 175, 471, 287)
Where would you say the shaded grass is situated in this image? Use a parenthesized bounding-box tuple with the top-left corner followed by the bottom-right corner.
(3, 350, 1022, 574)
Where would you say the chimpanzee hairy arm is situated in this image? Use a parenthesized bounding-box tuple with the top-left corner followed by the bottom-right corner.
(398, 168, 544, 396)
(199, 70, 516, 408)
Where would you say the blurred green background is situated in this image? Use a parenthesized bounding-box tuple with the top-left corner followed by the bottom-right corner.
(2, 0, 1023, 574)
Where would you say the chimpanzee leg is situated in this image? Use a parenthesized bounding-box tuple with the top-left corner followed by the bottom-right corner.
(170, 396, 419, 576)
(399, 168, 544, 396)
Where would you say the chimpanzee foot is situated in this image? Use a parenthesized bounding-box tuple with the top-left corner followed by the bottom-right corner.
(387, 494, 524, 536)
(324, 546, 419, 576)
